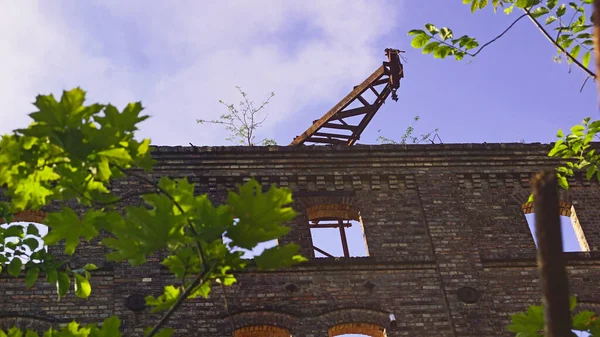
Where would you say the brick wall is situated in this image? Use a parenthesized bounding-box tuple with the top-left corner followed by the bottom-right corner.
(1, 143, 600, 336)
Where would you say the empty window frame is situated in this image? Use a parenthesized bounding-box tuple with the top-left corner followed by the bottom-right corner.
(522, 201, 589, 252)
(306, 204, 369, 258)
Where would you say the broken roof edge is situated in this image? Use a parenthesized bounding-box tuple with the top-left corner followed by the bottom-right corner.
(152, 142, 597, 153)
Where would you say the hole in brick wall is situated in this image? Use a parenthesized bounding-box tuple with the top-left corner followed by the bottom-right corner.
(222, 218, 278, 259)
(1, 221, 48, 263)
(523, 203, 589, 252)
(310, 219, 369, 258)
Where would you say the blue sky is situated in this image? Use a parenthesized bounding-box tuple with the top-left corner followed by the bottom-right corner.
(1, 1, 596, 145)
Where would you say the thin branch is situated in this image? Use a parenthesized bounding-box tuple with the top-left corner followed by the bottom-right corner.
(580, 75, 593, 92)
(471, 13, 528, 57)
(115, 166, 208, 268)
(145, 270, 208, 337)
(524, 8, 597, 78)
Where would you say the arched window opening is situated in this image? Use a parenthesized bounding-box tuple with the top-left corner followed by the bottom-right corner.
(522, 202, 589, 252)
(1, 221, 48, 264)
(222, 218, 278, 259)
(328, 323, 386, 337)
(232, 325, 291, 337)
(306, 204, 369, 258)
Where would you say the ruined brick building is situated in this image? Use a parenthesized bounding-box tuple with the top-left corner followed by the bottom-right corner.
(1, 49, 599, 336)
(1, 143, 600, 337)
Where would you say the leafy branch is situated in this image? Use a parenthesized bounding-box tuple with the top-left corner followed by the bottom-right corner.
(377, 116, 441, 145)
(197, 86, 276, 146)
(408, 0, 596, 78)
(0, 88, 306, 337)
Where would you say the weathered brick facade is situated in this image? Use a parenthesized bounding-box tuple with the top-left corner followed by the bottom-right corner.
(1, 143, 600, 336)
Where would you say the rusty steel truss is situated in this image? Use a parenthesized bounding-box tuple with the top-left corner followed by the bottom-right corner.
(290, 48, 404, 146)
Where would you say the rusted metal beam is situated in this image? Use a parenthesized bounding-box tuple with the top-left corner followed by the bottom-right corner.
(313, 246, 335, 258)
(290, 65, 386, 146)
(313, 132, 353, 139)
(290, 48, 404, 147)
(322, 123, 359, 131)
(532, 171, 571, 337)
(338, 219, 351, 258)
(332, 106, 373, 120)
(302, 137, 347, 145)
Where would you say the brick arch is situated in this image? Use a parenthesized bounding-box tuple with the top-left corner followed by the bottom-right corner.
(328, 322, 386, 337)
(318, 308, 391, 332)
(305, 204, 360, 221)
(233, 325, 290, 337)
(0, 210, 47, 224)
(219, 311, 297, 336)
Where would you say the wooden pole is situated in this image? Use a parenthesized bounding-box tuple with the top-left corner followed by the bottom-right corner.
(533, 171, 571, 337)
(594, 0, 600, 102)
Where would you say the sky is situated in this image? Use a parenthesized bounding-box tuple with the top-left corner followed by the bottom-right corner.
(2, 1, 597, 145)
(0, 1, 595, 335)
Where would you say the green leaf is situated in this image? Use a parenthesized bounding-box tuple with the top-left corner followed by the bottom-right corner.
(408, 29, 427, 36)
(504, 5, 515, 14)
(95, 316, 122, 337)
(424, 23, 439, 35)
(423, 42, 441, 54)
(531, 6, 549, 18)
(479, 0, 488, 9)
(558, 174, 569, 189)
(547, 0, 557, 9)
(144, 327, 173, 337)
(582, 51, 591, 68)
(545, 15, 557, 24)
(25, 267, 39, 288)
(83, 263, 98, 271)
(556, 4, 566, 17)
(254, 244, 307, 270)
(572, 310, 595, 330)
(44, 208, 100, 255)
(26, 224, 40, 237)
(57, 272, 70, 300)
(570, 44, 581, 60)
(25, 331, 39, 337)
(411, 34, 431, 48)
(440, 27, 453, 40)
(434, 46, 453, 59)
(226, 180, 296, 250)
(471, 0, 480, 12)
(7, 258, 22, 277)
(188, 282, 211, 299)
(556, 129, 564, 138)
(74, 274, 91, 298)
(23, 238, 40, 251)
(145, 285, 181, 313)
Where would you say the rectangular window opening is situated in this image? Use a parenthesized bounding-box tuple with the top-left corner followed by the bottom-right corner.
(309, 218, 369, 258)
(524, 205, 589, 252)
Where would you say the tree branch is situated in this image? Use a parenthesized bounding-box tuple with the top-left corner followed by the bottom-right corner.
(430, 13, 527, 58)
(115, 166, 208, 270)
(471, 13, 528, 57)
(594, 0, 600, 98)
(524, 8, 597, 79)
(145, 270, 208, 337)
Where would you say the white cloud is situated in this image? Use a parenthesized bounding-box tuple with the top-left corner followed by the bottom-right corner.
(1, 0, 401, 146)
